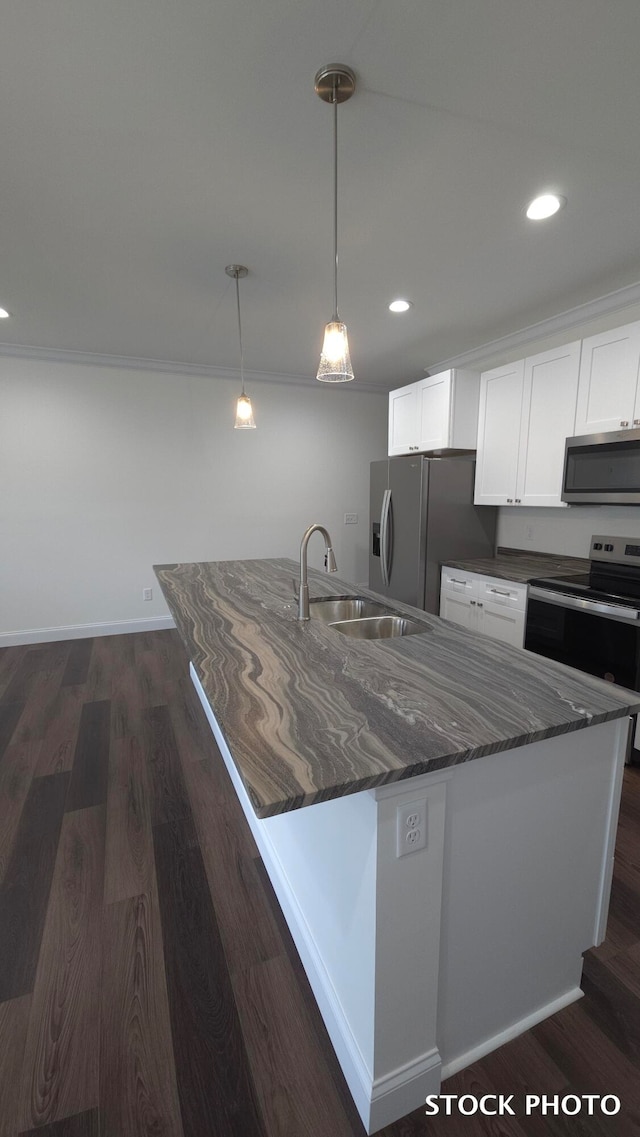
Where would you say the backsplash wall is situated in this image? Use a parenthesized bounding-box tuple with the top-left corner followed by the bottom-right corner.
(498, 505, 640, 559)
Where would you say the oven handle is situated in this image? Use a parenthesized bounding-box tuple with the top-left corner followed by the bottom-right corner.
(528, 585, 640, 625)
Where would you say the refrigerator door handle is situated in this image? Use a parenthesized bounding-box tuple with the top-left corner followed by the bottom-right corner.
(380, 489, 392, 586)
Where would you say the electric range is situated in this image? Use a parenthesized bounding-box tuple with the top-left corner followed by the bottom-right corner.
(525, 534, 640, 757)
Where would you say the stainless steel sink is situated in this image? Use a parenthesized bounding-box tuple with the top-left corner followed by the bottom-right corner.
(307, 594, 429, 640)
(309, 596, 391, 622)
(329, 615, 428, 639)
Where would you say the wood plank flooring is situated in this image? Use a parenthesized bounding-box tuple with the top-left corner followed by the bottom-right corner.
(0, 630, 640, 1136)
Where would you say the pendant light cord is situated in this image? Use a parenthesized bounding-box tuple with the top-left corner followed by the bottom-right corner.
(332, 79, 339, 322)
(234, 273, 245, 396)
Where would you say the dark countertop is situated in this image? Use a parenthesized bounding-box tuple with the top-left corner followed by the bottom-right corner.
(442, 546, 590, 583)
(154, 558, 640, 818)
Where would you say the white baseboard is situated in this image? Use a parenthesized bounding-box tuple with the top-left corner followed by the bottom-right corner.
(368, 1049, 441, 1132)
(440, 985, 584, 1081)
(0, 615, 176, 647)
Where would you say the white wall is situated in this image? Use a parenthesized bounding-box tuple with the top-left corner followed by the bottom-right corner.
(498, 504, 640, 559)
(1, 356, 387, 642)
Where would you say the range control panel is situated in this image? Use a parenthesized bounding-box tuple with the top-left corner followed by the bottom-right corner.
(591, 534, 640, 566)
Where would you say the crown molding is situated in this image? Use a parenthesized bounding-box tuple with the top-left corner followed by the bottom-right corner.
(0, 342, 385, 394)
(11, 278, 639, 392)
(426, 280, 640, 374)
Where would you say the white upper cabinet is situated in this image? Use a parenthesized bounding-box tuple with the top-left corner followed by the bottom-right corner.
(388, 381, 418, 456)
(474, 342, 580, 507)
(388, 369, 480, 456)
(517, 342, 581, 507)
(473, 360, 525, 505)
(574, 321, 640, 436)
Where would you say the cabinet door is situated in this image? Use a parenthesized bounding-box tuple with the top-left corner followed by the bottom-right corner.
(477, 602, 525, 647)
(439, 567, 477, 628)
(474, 361, 525, 505)
(417, 372, 451, 452)
(388, 383, 418, 455)
(440, 592, 477, 631)
(516, 342, 580, 507)
(574, 322, 640, 435)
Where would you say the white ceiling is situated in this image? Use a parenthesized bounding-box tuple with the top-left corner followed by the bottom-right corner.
(3, 0, 640, 390)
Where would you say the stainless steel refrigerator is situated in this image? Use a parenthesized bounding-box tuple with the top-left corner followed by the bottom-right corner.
(369, 456, 497, 613)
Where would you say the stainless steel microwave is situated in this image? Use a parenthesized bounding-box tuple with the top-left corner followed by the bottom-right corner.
(562, 428, 640, 504)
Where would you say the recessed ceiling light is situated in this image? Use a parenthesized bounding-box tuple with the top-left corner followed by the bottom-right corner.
(389, 299, 412, 313)
(526, 193, 566, 220)
(0, 308, 10, 318)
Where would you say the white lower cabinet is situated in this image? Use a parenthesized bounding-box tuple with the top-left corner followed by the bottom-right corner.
(440, 567, 526, 648)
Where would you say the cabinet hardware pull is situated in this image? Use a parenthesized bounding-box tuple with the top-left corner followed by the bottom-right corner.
(489, 588, 511, 596)
(507, 498, 513, 503)
(621, 420, 630, 427)
(470, 600, 476, 605)
(477, 602, 483, 607)
(515, 498, 521, 503)
(635, 420, 640, 426)
(450, 578, 467, 585)
(528, 585, 640, 624)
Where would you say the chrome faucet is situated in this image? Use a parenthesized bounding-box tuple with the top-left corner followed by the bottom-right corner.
(296, 524, 337, 620)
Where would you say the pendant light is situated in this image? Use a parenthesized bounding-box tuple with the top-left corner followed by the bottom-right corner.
(314, 64, 356, 383)
(226, 264, 256, 429)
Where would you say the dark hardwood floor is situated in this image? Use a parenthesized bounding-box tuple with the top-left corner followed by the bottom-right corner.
(1, 630, 640, 1136)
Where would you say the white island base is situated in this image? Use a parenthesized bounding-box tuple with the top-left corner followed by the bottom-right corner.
(191, 665, 628, 1134)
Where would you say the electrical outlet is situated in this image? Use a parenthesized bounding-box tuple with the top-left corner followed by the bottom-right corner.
(344, 513, 358, 525)
(525, 524, 534, 542)
(396, 798, 427, 857)
(142, 587, 153, 601)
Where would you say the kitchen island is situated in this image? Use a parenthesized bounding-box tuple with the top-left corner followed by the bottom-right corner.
(155, 557, 640, 1133)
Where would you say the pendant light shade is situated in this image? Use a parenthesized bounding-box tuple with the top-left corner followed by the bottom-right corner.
(234, 392, 256, 429)
(226, 264, 256, 430)
(317, 320, 353, 383)
(314, 64, 356, 384)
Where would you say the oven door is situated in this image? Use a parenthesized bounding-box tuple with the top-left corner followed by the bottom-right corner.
(525, 586, 640, 761)
(525, 586, 640, 690)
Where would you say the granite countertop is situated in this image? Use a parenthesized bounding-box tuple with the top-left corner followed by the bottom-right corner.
(442, 546, 590, 583)
(155, 558, 640, 818)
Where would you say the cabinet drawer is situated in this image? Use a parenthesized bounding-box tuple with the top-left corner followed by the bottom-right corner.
(477, 577, 527, 611)
(440, 568, 477, 597)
